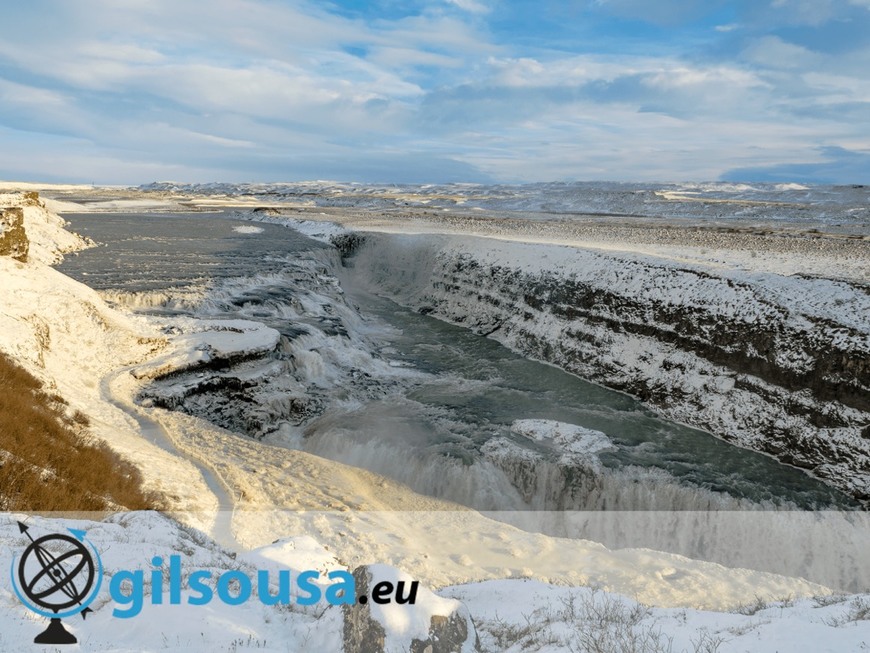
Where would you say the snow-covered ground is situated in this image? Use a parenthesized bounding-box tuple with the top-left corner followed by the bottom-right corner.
(2, 189, 870, 651)
(1, 513, 868, 653)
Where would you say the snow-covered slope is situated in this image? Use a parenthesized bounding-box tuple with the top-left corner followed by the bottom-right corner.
(0, 193, 219, 519)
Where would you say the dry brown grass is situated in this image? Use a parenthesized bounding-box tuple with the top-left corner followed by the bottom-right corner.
(0, 352, 159, 511)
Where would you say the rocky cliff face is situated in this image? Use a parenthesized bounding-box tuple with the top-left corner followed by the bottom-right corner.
(0, 207, 29, 261)
(346, 233, 870, 503)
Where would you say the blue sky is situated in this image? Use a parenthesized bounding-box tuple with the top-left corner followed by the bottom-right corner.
(0, 0, 868, 184)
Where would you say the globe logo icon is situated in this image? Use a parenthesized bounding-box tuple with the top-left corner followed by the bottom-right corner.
(10, 522, 103, 645)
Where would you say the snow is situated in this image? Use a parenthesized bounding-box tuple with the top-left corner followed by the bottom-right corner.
(0, 512, 344, 653)
(130, 318, 281, 381)
(0, 201, 219, 521)
(447, 579, 870, 653)
(243, 536, 343, 578)
(0, 514, 868, 651)
(245, 214, 349, 243)
(364, 564, 473, 652)
(3, 190, 870, 650)
(511, 419, 614, 456)
(150, 409, 843, 610)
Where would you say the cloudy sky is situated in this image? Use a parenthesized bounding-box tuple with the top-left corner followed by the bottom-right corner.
(1, 0, 868, 184)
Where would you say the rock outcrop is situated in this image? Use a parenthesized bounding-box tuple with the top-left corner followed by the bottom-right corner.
(343, 565, 480, 653)
(0, 207, 29, 262)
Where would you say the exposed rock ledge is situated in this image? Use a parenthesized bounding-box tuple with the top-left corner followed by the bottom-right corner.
(344, 232, 870, 504)
(0, 206, 29, 261)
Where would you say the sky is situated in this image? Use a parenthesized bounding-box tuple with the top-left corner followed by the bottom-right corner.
(0, 0, 868, 185)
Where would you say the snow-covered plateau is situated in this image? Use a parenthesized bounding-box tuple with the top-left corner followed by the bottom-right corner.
(2, 187, 870, 651)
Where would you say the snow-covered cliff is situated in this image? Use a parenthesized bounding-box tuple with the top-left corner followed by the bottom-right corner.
(344, 231, 870, 503)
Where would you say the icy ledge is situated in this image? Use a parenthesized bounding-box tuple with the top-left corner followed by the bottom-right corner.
(511, 419, 614, 457)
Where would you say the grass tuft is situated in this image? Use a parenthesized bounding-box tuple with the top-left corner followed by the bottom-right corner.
(0, 351, 159, 511)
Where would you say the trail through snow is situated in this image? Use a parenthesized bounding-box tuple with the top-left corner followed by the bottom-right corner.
(101, 366, 239, 550)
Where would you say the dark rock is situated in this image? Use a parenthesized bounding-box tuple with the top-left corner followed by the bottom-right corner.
(331, 233, 368, 260)
(343, 566, 386, 653)
(409, 612, 475, 653)
(0, 207, 29, 262)
(343, 565, 480, 653)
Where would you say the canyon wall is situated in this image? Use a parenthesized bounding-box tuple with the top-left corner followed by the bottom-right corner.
(344, 232, 870, 503)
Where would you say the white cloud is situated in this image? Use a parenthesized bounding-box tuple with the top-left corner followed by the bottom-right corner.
(768, 0, 840, 26)
(742, 36, 818, 70)
(0, 79, 93, 137)
(455, 108, 840, 182)
(445, 0, 490, 13)
(644, 65, 764, 90)
(367, 46, 465, 70)
(486, 55, 642, 87)
(76, 41, 166, 64)
(802, 71, 870, 100)
(0, 0, 868, 183)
